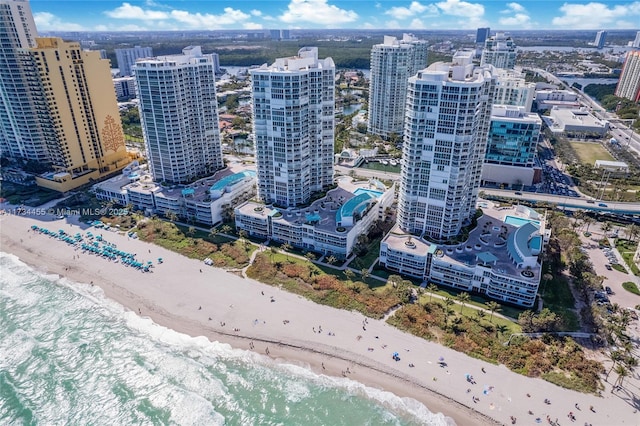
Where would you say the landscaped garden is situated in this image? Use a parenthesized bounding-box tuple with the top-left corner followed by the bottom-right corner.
(622, 281, 640, 296)
(615, 239, 640, 276)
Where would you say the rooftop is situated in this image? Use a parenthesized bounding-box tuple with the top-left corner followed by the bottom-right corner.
(236, 176, 389, 234)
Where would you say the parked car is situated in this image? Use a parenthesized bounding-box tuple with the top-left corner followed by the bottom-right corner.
(605, 286, 613, 295)
(605, 264, 612, 270)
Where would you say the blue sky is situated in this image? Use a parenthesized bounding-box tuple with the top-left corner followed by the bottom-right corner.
(30, 0, 640, 31)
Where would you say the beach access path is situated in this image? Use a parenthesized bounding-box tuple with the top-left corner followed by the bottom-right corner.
(1, 211, 639, 426)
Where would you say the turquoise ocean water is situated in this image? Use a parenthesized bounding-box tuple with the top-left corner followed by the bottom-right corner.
(0, 252, 451, 426)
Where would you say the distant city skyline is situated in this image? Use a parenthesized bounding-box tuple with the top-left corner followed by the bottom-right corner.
(30, 0, 640, 32)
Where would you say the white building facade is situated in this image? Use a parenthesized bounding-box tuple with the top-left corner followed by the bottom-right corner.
(0, 0, 52, 162)
(115, 45, 152, 77)
(480, 33, 517, 69)
(397, 52, 496, 241)
(615, 51, 640, 103)
(250, 47, 335, 207)
(368, 34, 428, 139)
(134, 46, 224, 184)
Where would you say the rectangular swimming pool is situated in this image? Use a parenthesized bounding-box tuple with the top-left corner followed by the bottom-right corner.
(504, 215, 540, 227)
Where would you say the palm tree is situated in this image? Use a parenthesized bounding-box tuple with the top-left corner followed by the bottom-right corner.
(606, 350, 624, 380)
(427, 283, 438, 303)
(475, 309, 486, 322)
(612, 365, 629, 391)
(209, 227, 219, 240)
(457, 292, 470, 314)
(601, 221, 613, 234)
(221, 224, 232, 234)
(269, 246, 278, 261)
(167, 211, 178, 222)
(326, 255, 337, 265)
(584, 216, 595, 233)
(344, 269, 355, 281)
(360, 268, 370, 281)
(238, 229, 248, 240)
(486, 301, 501, 323)
(443, 297, 455, 324)
(627, 224, 640, 242)
(187, 226, 196, 236)
(305, 252, 316, 262)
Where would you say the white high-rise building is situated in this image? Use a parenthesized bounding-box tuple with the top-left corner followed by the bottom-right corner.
(250, 47, 335, 207)
(493, 69, 535, 112)
(615, 50, 640, 103)
(0, 0, 51, 162)
(632, 31, 640, 48)
(368, 34, 428, 139)
(397, 51, 496, 241)
(134, 46, 224, 184)
(480, 33, 517, 69)
(115, 45, 152, 77)
(594, 30, 607, 49)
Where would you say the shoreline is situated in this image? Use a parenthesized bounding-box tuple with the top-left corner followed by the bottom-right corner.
(1, 212, 638, 426)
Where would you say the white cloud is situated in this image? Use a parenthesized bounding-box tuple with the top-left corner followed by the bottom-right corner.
(279, 0, 358, 25)
(243, 22, 264, 30)
(409, 18, 427, 29)
(33, 12, 86, 31)
(105, 3, 169, 20)
(435, 0, 484, 18)
(385, 19, 401, 28)
(385, 2, 437, 19)
(505, 2, 525, 13)
(250, 9, 262, 17)
(170, 8, 250, 28)
(552, 2, 640, 29)
(499, 2, 531, 27)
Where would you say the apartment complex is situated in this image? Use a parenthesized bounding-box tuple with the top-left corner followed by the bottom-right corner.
(492, 69, 535, 111)
(94, 163, 256, 226)
(0, 0, 50, 162)
(31, 37, 130, 191)
(235, 177, 394, 258)
(482, 105, 542, 187)
(615, 50, 640, 102)
(480, 33, 517, 69)
(594, 30, 607, 49)
(476, 27, 491, 44)
(368, 34, 428, 139)
(380, 204, 547, 308)
(397, 51, 496, 241)
(250, 47, 335, 207)
(134, 46, 224, 184)
(114, 45, 152, 77)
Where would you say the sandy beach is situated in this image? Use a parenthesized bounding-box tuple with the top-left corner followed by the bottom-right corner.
(1, 211, 638, 426)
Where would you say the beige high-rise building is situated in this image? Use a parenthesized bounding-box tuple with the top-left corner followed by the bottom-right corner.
(31, 37, 129, 191)
(615, 50, 640, 103)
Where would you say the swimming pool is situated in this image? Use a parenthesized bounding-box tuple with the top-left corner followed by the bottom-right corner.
(353, 188, 383, 198)
(504, 215, 540, 228)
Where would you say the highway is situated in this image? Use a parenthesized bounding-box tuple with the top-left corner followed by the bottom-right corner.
(338, 164, 640, 214)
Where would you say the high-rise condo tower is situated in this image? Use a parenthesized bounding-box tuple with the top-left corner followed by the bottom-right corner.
(397, 52, 496, 241)
(134, 46, 224, 184)
(250, 47, 335, 207)
(368, 34, 428, 139)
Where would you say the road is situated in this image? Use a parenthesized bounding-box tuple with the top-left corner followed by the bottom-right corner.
(481, 188, 640, 214)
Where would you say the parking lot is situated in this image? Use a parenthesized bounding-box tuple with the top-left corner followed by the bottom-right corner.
(579, 231, 640, 310)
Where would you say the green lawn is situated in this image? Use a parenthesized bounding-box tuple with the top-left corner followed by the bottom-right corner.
(622, 281, 640, 295)
(540, 276, 580, 331)
(349, 240, 381, 270)
(615, 239, 640, 276)
(569, 141, 614, 165)
(423, 284, 525, 320)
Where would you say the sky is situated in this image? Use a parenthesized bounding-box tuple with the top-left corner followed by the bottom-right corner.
(29, 0, 640, 32)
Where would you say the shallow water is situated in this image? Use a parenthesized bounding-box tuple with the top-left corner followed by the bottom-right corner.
(0, 252, 451, 426)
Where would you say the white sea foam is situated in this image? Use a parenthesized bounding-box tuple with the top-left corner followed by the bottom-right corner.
(1, 251, 453, 425)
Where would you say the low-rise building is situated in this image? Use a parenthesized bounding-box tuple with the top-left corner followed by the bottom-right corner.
(379, 204, 549, 308)
(544, 107, 609, 136)
(534, 89, 580, 111)
(94, 163, 256, 225)
(235, 177, 394, 258)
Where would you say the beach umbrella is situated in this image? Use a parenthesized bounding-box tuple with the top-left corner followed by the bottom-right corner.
(438, 356, 445, 362)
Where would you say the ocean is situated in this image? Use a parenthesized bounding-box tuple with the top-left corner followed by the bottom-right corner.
(0, 252, 451, 426)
